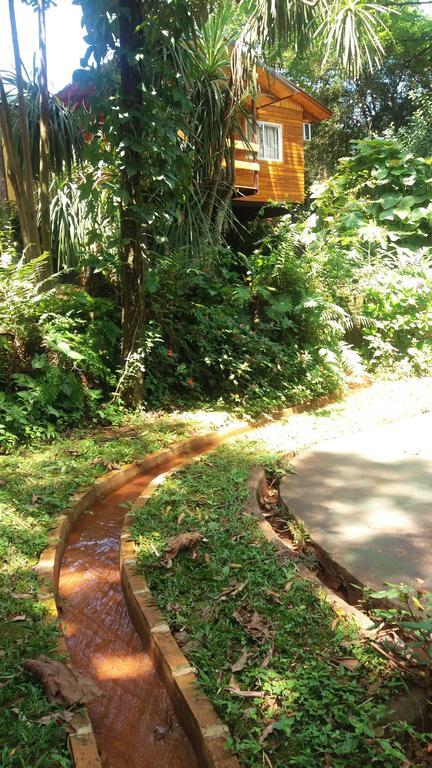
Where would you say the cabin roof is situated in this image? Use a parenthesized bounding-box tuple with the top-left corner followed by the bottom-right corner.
(256, 65, 332, 123)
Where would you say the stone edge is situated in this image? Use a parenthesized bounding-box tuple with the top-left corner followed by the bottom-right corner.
(33, 389, 342, 767)
(35, 424, 251, 767)
(244, 465, 376, 635)
(120, 447, 242, 768)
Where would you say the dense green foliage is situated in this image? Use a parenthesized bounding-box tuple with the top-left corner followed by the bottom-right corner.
(298, 138, 432, 375)
(2, 135, 431, 447)
(283, 4, 432, 181)
(0, 255, 120, 449)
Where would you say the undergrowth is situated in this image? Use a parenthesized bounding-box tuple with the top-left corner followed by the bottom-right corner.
(134, 443, 431, 768)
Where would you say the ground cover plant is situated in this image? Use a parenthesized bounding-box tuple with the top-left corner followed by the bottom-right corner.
(134, 439, 432, 768)
(0, 413, 199, 767)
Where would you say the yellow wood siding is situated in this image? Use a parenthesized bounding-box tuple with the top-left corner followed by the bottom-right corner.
(234, 103, 304, 203)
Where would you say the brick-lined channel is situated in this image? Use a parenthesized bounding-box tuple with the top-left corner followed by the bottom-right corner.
(59, 470, 198, 768)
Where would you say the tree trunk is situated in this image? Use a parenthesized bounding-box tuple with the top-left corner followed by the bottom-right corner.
(118, 0, 146, 406)
(8, 0, 41, 261)
(202, 85, 234, 230)
(38, 0, 52, 276)
(0, 72, 32, 249)
(214, 123, 235, 241)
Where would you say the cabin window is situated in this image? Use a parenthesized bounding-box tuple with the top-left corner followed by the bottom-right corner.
(303, 123, 312, 141)
(257, 122, 282, 162)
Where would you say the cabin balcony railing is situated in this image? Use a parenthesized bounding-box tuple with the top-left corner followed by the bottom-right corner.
(221, 139, 260, 198)
(232, 139, 259, 198)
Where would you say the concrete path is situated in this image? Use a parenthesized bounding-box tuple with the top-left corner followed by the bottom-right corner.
(279, 412, 432, 592)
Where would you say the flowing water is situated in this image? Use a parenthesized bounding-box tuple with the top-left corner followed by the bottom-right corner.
(59, 471, 198, 768)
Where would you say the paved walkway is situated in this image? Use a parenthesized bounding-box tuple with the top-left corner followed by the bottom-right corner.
(279, 413, 432, 592)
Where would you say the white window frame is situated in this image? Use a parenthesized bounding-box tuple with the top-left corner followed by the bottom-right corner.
(257, 121, 283, 162)
(303, 123, 312, 142)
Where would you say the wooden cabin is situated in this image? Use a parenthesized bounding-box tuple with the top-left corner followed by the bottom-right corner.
(232, 66, 331, 217)
(0, 67, 331, 215)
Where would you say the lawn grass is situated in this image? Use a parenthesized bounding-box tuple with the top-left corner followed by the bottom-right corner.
(134, 440, 431, 768)
(0, 413, 200, 768)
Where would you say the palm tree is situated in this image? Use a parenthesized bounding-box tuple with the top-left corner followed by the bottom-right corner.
(38, 0, 51, 267)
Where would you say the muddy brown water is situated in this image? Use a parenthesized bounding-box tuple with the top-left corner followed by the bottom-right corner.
(59, 471, 198, 768)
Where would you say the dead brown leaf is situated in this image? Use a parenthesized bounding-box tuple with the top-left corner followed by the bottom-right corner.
(37, 710, 75, 729)
(162, 531, 203, 567)
(10, 615, 26, 622)
(31, 494, 39, 506)
(217, 579, 248, 601)
(11, 592, 33, 600)
(232, 608, 273, 642)
(227, 675, 265, 699)
(177, 512, 185, 526)
(89, 457, 121, 471)
(334, 657, 361, 672)
(259, 721, 277, 744)
(22, 656, 103, 705)
(231, 648, 250, 673)
(174, 630, 189, 647)
(182, 640, 201, 654)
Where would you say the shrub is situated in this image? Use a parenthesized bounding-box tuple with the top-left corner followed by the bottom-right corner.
(361, 253, 432, 375)
(136, 238, 353, 416)
(0, 257, 120, 449)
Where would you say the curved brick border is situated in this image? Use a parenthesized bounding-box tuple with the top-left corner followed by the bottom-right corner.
(35, 424, 250, 767)
(244, 466, 376, 635)
(33, 390, 345, 767)
(121, 475, 241, 768)
(245, 468, 432, 731)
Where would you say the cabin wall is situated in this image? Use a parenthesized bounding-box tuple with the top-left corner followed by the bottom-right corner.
(235, 101, 305, 204)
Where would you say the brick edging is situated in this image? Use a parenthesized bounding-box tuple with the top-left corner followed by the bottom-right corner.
(244, 466, 376, 635)
(120, 447, 242, 767)
(33, 389, 344, 767)
(35, 425, 249, 767)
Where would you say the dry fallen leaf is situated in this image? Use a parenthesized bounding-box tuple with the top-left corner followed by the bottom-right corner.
(89, 457, 121, 470)
(37, 710, 75, 729)
(174, 630, 189, 647)
(227, 675, 265, 699)
(23, 656, 103, 705)
(177, 512, 185, 526)
(232, 608, 273, 642)
(231, 648, 250, 673)
(259, 721, 277, 744)
(10, 615, 26, 622)
(217, 579, 248, 601)
(31, 494, 39, 506)
(162, 531, 203, 567)
(334, 657, 361, 672)
(11, 592, 33, 600)
(182, 640, 201, 654)
(261, 645, 274, 669)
